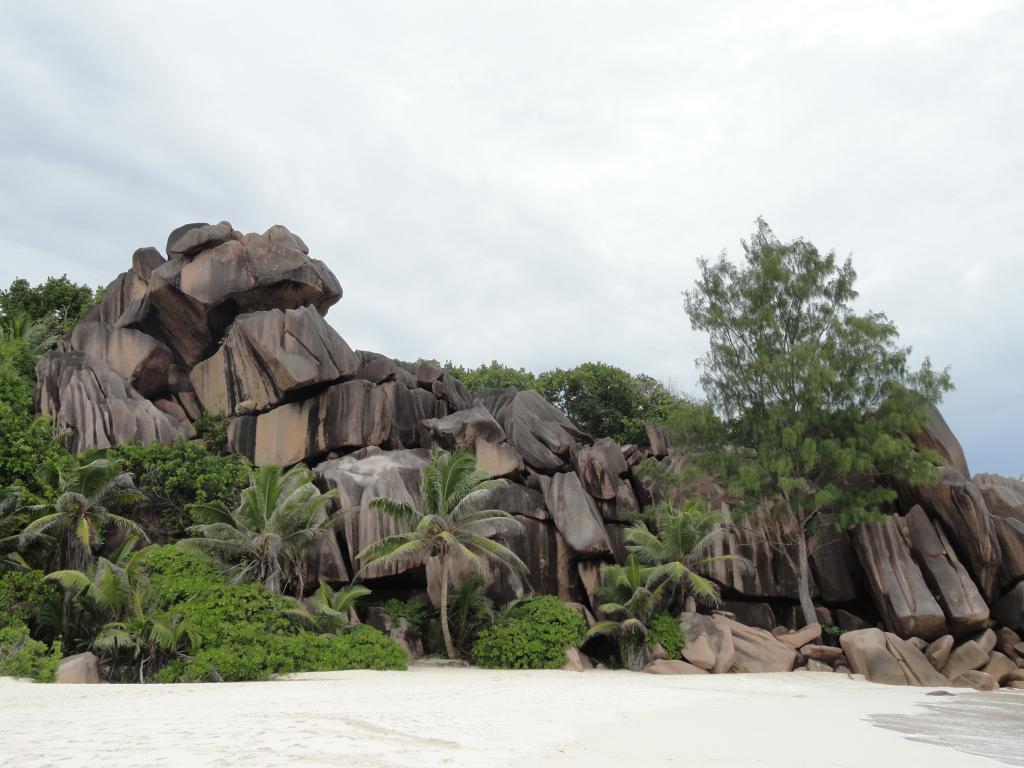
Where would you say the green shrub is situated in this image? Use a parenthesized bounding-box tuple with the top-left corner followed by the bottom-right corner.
(0, 623, 60, 682)
(377, 596, 434, 638)
(158, 625, 406, 682)
(0, 570, 58, 632)
(134, 545, 225, 606)
(471, 596, 586, 670)
(113, 441, 250, 537)
(648, 612, 686, 658)
(192, 412, 230, 454)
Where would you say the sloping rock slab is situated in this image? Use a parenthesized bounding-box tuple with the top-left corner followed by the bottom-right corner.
(538, 472, 611, 558)
(712, 616, 797, 672)
(852, 516, 947, 640)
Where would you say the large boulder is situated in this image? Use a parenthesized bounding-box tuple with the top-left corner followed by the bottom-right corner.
(679, 612, 736, 674)
(903, 506, 989, 635)
(910, 404, 971, 479)
(941, 640, 989, 680)
(313, 448, 430, 580)
(643, 659, 708, 675)
(419, 406, 506, 451)
(704, 504, 804, 600)
(66, 321, 174, 398)
(35, 351, 184, 452)
(537, 472, 611, 558)
(229, 379, 395, 466)
(84, 248, 164, 326)
(573, 438, 628, 500)
(711, 616, 797, 673)
(991, 581, 1024, 633)
(190, 306, 359, 416)
(900, 467, 1001, 599)
(839, 628, 946, 686)
(973, 474, 1024, 587)
(379, 381, 443, 449)
(124, 223, 342, 365)
(474, 387, 589, 472)
(595, 480, 641, 523)
(852, 516, 947, 640)
(56, 652, 100, 684)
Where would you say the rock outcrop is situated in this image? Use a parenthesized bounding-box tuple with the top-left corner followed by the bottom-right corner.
(36, 220, 1024, 690)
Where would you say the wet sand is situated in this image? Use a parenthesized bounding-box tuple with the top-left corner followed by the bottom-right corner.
(0, 669, 1018, 767)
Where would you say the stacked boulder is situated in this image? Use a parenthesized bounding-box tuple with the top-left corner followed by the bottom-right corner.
(35, 222, 1024, 688)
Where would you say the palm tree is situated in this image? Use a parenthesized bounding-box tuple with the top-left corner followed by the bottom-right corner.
(587, 554, 669, 671)
(0, 487, 30, 571)
(357, 447, 528, 660)
(20, 457, 145, 570)
(93, 587, 201, 683)
(624, 499, 745, 609)
(448, 572, 494, 656)
(0, 312, 58, 356)
(179, 464, 340, 596)
(304, 580, 371, 634)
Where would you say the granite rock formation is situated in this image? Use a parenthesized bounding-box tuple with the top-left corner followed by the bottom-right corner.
(35, 221, 1024, 687)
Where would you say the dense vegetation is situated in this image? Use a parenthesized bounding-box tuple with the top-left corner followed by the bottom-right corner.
(444, 360, 697, 445)
(471, 596, 587, 669)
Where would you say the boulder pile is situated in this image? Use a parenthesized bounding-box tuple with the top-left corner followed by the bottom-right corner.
(36, 221, 1024, 689)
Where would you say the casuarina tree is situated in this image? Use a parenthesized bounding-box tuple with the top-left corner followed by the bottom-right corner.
(683, 219, 951, 626)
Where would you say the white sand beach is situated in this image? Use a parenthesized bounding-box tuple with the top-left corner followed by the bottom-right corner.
(2, 668, 1020, 767)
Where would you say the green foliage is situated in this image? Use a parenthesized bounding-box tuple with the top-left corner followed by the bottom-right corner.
(0, 570, 59, 634)
(179, 463, 340, 596)
(444, 360, 542, 394)
(446, 359, 695, 446)
(359, 446, 526, 659)
(0, 276, 101, 338)
(306, 580, 372, 634)
(471, 596, 586, 670)
(20, 455, 144, 571)
(648, 612, 685, 658)
(448, 573, 494, 655)
(682, 219, 953, 623)
(112, 441, 251, 538)
(158, 624, 406, 683)
(193, 412, 230, 454)
(133, 545, 223, 606)
(0, 623, 60, 682)
(587, 555, 669, 671)
(378, 596, 434, 639)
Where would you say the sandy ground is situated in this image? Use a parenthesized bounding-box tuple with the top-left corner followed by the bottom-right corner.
(1, 668, 1021, 767)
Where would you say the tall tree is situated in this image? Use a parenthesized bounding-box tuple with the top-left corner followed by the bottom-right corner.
(179, 464, 340, 597)
(0, 276, 100, 338)
(683, 219, 951, 626)
(357, 447, 527, 660)
(587, 554, 669, 671)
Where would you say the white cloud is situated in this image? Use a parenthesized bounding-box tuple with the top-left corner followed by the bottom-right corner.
(0, 0, 1021, 473)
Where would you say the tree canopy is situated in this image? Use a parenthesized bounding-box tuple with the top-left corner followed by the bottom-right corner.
(682, 218, 952, 625)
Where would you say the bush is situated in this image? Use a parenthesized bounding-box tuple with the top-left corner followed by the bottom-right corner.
(113, 441, 250, 537)
(0, 623, 60, 682)
(192, 412, 230, 454)
(471, 596, 587, 670)
(648, 612, 686, 658)
(377, 596, 434, 639)
(158, 626, 406, 682)
(134, 545, 224, 606)
(0, 570, 59, 634)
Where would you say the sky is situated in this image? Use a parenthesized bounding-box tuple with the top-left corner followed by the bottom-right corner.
(1, 1, 1022, 475)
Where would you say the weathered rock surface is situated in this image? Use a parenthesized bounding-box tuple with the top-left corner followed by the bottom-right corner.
(839, 628, 946, 686)
(679, 612, 736, 674)
(900, 467, 1001, 599)
(562, 647, 593, 672)
(941, 640, 989, 680)
(190, 306, 359, 416)
(910, 404, 971, 479)
(574, 438, 628, 500)
(713, 616, 797, 673)
(36, 351, 184, 452)
(991, 582, 1024, 633)
(903, 506, 989, 635)
(926, 635, 954, 670)
(230, 379, 395, 466)
(853, 517, 947, 640)
(538, 472, 611, 558)
(313, 448, 430, 579)
(643, 659, 708, 675)
(475, 387, 589, 472)
(420, 406, 505, 452)
(56, 652, 100, 684)
(680, 634, 716, 670)
(66, 321, 174, 398)
(951, 670, 998, 691)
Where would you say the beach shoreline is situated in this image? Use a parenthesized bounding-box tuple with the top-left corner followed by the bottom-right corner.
(2, 668, 1017, 767)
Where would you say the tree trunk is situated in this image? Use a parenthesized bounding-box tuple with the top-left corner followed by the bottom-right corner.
(796, 528, 817, 628)
(439, 556, 457, 660)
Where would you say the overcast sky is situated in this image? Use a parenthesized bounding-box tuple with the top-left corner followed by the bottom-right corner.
(1, 1, 1021, 475)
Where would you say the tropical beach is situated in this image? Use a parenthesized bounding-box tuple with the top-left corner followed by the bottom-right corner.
(2, 669, 1021, 768)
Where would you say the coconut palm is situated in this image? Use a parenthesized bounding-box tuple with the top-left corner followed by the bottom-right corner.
(0, 487, 30, 571)
(624, 498, 746, 609)
(357, 447, 528, 660)
(587, 554, 669, 671)
(20, 457, 145, 571)
(448, 572, 494, 656)
(179, 464, 340, 597)
(0, 312, 58, 356)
